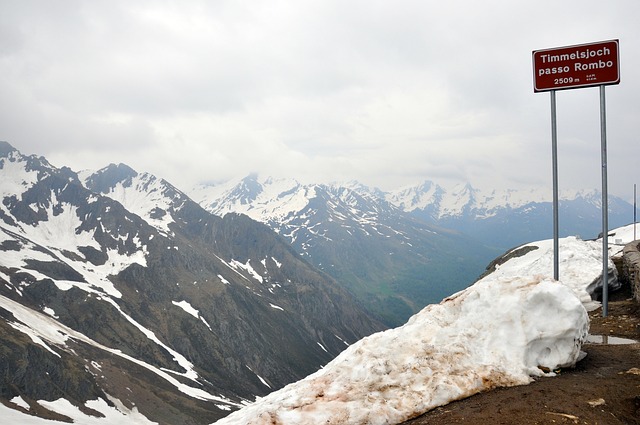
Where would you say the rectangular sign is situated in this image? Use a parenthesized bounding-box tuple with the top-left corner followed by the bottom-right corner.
(532, 39, 619, 92)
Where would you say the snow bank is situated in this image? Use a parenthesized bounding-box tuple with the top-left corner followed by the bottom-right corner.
(608, 223, 639, 246)
(490, 236, 616, 311)
(214, 275, 588, 425)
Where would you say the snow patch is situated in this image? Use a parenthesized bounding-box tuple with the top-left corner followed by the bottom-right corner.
(34, 396, 158, 425)
(42, 307, 58, 318)
(101, 173, 177, 234)
(269, 303, 284, 311)
(10, 395, 30, 411)
(200, 316, 213, 331)
(172, 300, 199, 318)
(230, 259, 263, 283)
(0, 153, 40, 198)
(246, 366, 271, 389)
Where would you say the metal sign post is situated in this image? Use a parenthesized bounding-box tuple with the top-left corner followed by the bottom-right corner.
(550, 90, 559, 281)
(600, 85, 609, 316)
(533, 39, 620, 317)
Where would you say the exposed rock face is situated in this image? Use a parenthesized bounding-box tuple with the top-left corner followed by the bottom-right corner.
(621, 240, 640, 303)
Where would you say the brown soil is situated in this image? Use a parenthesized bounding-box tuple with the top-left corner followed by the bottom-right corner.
(403, 289, 640, 425)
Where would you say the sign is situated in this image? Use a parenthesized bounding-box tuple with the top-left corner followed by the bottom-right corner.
(532, 38, 621, 316)
(532, 39, 619, 92)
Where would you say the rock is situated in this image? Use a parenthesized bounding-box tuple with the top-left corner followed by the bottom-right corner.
(625, 367, 640, 375)
(587, 398, 605, 407)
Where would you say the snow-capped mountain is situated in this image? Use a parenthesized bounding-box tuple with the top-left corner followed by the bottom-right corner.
(386, 181, 548, 219)
(192, 175, 500, 327)
(386, 180, 636, 249)
(0, 142, 384, 423)
(80, 162, 186, 235)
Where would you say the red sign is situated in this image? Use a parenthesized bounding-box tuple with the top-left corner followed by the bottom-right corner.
(532, 39, 620, 92)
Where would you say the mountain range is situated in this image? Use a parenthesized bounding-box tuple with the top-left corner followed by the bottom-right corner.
(386, 179, 635, 248)
(191, 175, 499, 327)
(191, 175, 636, 326)
(0, 142, 384, 423)
(2, 139, 636, 423)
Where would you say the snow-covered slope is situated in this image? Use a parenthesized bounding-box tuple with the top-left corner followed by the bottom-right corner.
(214, 228, 626, 425)
(191, 175, 307, 224)
(82, 163, 187, 235)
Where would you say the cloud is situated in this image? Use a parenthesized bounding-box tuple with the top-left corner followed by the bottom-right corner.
(1, 0, 639, 198)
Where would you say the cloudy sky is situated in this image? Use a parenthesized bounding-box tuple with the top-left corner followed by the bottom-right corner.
(1, 0, 639, 199)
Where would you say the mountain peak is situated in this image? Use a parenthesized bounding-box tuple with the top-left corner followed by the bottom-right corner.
(416, 180, 437, 192)
(102, 163, 138, 178)
(0, 141, 18, 157)
(83, 163, 138, 192)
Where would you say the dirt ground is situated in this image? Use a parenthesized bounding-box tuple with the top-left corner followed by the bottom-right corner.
(403, 288, 640, 425)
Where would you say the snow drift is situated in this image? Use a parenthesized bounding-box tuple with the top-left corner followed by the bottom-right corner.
(215, 274, 589, 425)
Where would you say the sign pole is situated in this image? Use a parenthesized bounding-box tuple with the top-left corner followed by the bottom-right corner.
(600, 85, 609, 317)
(551, 90, 560, 281)
(634, 183, 637, 241)
(533, 39, 619, 313)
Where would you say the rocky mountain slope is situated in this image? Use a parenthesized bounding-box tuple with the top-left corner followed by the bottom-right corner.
(0, 142, 385, 423)
(192, 175, 498, 327)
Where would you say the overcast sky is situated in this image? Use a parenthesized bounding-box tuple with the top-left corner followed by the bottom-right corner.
(1, 0, 639, 199)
